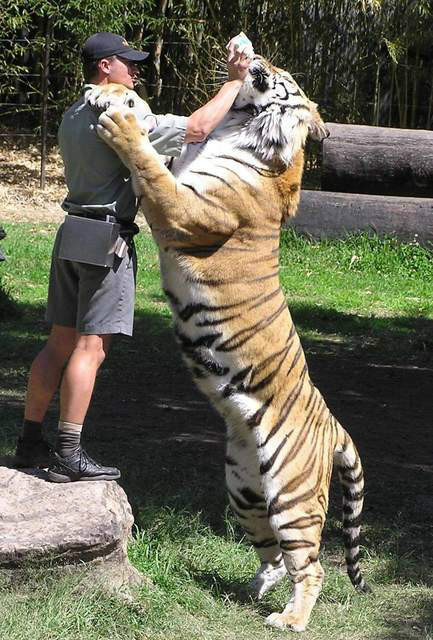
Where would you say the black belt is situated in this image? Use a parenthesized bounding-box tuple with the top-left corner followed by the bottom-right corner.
(68, 211, 117, 223)
(67, 212, 139, 238)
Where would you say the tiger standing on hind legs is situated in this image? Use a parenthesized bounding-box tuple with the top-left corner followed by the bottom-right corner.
(93, 51, 371, 632)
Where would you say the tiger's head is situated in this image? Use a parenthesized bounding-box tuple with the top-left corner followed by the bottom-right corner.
(233, 56, 328, 167)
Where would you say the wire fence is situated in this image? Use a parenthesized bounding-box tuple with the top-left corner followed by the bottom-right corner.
(2, 29, 53, 188)
(2, 31, 431, 191)
(0, 34, 203, 189)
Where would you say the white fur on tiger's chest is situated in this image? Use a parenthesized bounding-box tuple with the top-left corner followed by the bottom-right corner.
(171, 123, 263, 194)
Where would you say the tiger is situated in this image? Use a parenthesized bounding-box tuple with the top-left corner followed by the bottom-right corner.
(90, 55, 370, 632)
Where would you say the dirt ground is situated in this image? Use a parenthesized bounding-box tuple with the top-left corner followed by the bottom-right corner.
(1, 143, 433, 571)
(0, 142, 65, 222)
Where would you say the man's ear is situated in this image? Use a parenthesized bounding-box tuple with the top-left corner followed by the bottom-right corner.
(98, 58, 111, 75)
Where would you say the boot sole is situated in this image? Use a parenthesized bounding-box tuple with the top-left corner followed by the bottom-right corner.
(47, 470, 121, 483)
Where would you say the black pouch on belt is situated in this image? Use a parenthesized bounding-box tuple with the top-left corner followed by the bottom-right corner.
(58, 214, 121, 267)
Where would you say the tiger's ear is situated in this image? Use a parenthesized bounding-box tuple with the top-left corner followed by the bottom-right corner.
(307, 102, 329, 141)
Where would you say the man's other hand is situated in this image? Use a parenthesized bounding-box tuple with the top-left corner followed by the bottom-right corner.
(226, 33, 253, 82)
(227, 49, 252, 82)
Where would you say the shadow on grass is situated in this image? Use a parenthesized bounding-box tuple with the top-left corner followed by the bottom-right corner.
(1, 299, 433, 587)
(376, 600, 433, 640)
(290, 303, 433, 361)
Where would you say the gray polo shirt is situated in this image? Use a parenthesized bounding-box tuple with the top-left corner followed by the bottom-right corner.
(58, 96, 188, 222)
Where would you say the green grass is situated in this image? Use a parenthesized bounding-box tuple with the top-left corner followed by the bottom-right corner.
(280, 230, 433, 318)
(3, 223, 433, 327)
(1, 508, 432, 640)
(1, 222, 433, 640)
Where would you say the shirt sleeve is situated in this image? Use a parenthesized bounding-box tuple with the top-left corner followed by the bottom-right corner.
(146, 113, 188, 157)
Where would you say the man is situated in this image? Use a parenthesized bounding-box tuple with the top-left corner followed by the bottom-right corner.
(14, 32, 252, 482)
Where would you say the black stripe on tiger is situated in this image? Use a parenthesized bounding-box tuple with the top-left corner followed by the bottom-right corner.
(342, 514, 363, 529)
(218, 154, 281, 177)
(174, 328, 228, 376)
(174, 328, 221, 349)
(278, 514, 323, 531)
(222, 364, 254, 397)
(175, 290, 275, 322)
(182, 183, 229, 210)
(286, 342, 303, 377)
(247, 286, 282, 312)
(186, 270, 279, 287)
(248, 334, 295, 386)
(343, 532, 361, 549)
(227, 487, 266, 511)
(260, 433, 291, 475)
(280, 539, 316, 551)
(341, 469, 364, 485)
(247, 395, 274, 428)
(217, 300, 287, 352)
(240, 487, 265, 505)
(284, 555, 319, 575)
(259, 365, 308, 448)
(346, 552, 360, 567)
(252, 538, 279, 549)
(270, 450, 319, 502)
(177, 244, 257, 257)
(247, 346, 291, 393)
(231, 364, 253, 385)
(342, 487, 364, 502)
(196, 313, 240, 328)
(270, 413, 321, 480)
(189, 169, 239, 193)
(268, 471, 323, 517)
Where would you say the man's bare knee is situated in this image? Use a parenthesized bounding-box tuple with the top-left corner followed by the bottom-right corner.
(74, 334, 113, 369)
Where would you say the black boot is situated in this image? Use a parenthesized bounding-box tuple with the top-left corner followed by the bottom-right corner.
(47, 446, 121, 483)
(13, 436, 53, 468)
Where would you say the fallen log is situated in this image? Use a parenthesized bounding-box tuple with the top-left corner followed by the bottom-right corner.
(322, 123, 433, 198)
(285, 190, 433, 245)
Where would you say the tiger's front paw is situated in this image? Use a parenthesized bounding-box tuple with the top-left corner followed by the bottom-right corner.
(97, 107, 146, 159)
(84, 83, 152, 120)
(265, 611, 305, 633)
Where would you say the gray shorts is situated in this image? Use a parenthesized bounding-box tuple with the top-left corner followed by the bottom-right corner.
(46, 224, 137, 336)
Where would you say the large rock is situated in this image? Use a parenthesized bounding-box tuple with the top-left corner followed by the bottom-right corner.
(0, 466, 142, 592)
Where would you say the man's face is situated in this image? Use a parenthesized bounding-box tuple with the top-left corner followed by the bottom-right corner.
(102, 56, 140, 89)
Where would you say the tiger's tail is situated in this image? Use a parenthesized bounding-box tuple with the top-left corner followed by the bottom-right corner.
(334, 428, 371, 593)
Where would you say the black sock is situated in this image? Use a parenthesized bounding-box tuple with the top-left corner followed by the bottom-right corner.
(21, 419, 43, 442)
(56, 420, 83, 457)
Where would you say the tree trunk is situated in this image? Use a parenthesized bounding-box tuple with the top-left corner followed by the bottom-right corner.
(149, 0, 169, 109)
(286, 190, 433, 246)
(427, 65, 433, 129)
(410, 47, 420, 129)
(321, 122, 433, 197)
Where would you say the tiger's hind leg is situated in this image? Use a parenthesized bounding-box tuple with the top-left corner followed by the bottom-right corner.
(265, 559, 324, 632)
(250, 553, 287, 600)
(225, 443, 287, 600)
(265, 526, 325, 632)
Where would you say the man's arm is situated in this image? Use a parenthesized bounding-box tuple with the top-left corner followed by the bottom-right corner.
(184, 48, 252, 143)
